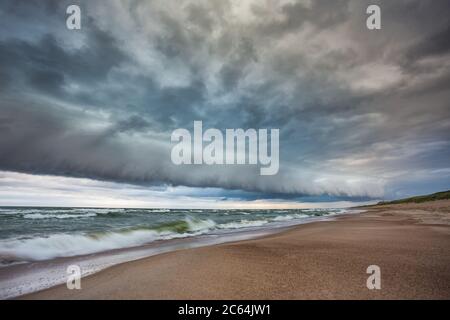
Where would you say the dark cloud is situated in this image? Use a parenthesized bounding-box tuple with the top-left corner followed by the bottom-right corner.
(113, 115, 152, 134)
(408, 26, 450, 61)
(253, 0, 350, 36)
(0, 23, 125, 92)
(0, 0, 449, 200)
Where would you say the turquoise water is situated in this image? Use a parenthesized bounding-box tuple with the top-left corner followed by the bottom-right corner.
(0, 207, 344, 264)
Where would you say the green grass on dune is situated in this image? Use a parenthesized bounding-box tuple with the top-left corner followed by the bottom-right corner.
(377, 190, 450, 205)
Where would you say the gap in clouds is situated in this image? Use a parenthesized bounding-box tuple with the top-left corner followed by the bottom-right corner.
(0, 171, 377, 208)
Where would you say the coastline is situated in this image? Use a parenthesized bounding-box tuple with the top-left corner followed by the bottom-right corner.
(0, 211, 343, 299)
(21, 200, 450, 299)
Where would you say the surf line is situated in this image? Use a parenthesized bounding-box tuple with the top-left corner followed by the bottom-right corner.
(171, 121, 279, 175)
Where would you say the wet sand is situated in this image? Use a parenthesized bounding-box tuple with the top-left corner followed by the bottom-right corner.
(22, 200, 450, 299)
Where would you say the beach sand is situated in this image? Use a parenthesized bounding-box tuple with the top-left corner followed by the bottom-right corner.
(22, 200, 450, 299)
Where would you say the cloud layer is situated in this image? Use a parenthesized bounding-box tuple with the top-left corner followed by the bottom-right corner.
(0, 0, 449, 202)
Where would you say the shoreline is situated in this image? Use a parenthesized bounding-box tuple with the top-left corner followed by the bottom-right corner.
(1, 211, 348, 299)
(21, 200, 450, 299)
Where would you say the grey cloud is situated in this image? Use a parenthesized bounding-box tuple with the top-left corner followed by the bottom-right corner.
(0, 96, 385, 198)
(407, 26, 450, 61)
(0, 0, 449, 200)
(252, 0, 350, 36)
(113, 115, 152, 134)
(186, 4, 214, 32)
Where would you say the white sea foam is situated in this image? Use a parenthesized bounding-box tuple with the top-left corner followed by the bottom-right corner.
(0, 208, 342, 263)
(146, 209, 171, 213)
(217, 219, 269, 229)
(271, 213, 308, 221)
(0, 217, 217, 262)
(0, 208, 33, 215)
(23, 213, 97, 219)
(185, 217, 216, 231)
(0, 230, 160, 261)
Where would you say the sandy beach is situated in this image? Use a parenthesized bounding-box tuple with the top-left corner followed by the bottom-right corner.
(22, 200, 450, 299)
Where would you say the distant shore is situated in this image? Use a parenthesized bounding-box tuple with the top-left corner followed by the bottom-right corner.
(22, 200, 450, 299)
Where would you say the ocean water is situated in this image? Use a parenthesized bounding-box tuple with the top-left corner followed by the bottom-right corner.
(0, 207, 345, 266)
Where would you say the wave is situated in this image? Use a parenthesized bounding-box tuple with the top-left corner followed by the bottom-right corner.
(217, 219, 269, 229)
(271, 213, 308, 221)
(0, 217, 216, 262)
(145, 209, 171, 213)
(0, 209, 342, 263)
(0, 208, 36, 216)
(23, 213, 97, 219)
(153, 217, 216, 233)
(0, 208, 127, 217)
(216, 213, 310, 228)
(0, 230, 162, 262)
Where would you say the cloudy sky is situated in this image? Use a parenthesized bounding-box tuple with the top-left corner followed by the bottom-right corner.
(0, 0, 449, 208)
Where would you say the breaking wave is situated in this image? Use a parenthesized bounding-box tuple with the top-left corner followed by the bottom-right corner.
(0, 208, 344, 264)
(217, 219, 269, 229)
(23, 213, 97, 219)
(0, 217, 216, 263)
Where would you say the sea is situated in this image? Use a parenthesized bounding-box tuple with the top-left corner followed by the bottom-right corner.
(0, 207, 351, 298)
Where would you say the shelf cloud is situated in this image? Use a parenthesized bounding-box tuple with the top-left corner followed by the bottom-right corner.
(0, 0, 449, 205)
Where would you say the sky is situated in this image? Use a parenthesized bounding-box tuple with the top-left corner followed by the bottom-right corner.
(0, 0, 449, 208)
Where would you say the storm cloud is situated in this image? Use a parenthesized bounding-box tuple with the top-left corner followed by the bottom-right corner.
(0, 0, 449, 203)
